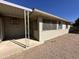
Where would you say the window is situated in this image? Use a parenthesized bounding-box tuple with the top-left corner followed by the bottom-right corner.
(43, 19, 57, 30)
(8, 17, 20, 25)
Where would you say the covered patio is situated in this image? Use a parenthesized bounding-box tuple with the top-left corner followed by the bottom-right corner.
(0, 2, 43, 56)
(0, 1, 37, 47)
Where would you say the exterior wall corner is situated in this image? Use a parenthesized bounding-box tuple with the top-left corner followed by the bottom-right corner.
(38, 17, 43, 42)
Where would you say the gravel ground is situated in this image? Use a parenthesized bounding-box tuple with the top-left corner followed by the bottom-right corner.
(5, 33, 79, 59)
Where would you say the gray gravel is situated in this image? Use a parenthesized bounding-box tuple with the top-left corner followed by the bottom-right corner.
(6, 34, 79, 59)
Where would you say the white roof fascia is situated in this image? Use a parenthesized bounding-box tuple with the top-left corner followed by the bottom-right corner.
(0, 1, 32, 12)
(34, 9, 70, 22)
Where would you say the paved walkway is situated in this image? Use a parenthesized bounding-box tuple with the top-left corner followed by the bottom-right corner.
(1, 34, 79, 59)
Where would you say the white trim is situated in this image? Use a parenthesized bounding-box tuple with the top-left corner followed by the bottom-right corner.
(33, 9, 70, 23)
(0, 1, 32, 11)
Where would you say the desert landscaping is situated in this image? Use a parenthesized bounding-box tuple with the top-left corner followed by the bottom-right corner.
(3, 33, 79, 59)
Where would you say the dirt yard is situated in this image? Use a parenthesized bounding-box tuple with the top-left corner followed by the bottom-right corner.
(5, 34, 79, 59)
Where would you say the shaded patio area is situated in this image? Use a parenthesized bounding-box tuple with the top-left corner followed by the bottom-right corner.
(0, 38, 43, 59)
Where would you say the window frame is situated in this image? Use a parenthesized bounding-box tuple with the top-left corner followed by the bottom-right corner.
(42, 19, 57, 31)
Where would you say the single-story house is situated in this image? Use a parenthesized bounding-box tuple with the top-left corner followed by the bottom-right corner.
(0, 1, 70, 42)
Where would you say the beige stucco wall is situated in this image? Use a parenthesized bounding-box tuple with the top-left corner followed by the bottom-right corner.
(38, 18, 70, 42)
(40, 29, 69, 41)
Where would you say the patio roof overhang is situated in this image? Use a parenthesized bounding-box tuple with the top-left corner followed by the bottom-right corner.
(0, 1, 32, 11)
(0, 1, 32, 18)
(31, 8, 71, 24)
(0, 1, 71, 24)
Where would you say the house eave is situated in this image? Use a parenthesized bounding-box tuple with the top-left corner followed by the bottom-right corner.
(0, 0, 32, 12)
(33, 8, 70, 23)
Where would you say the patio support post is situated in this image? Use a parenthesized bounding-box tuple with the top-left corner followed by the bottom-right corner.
(27, 11, 30, 39)
(24, 10, 27, 48)
(24, 10, 27, 39)
(24, 10, 28, 48)
(27, 11, 30, 47)
(24, 10, 30, 48)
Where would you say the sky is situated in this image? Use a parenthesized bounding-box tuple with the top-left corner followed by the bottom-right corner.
(6, 0, 79, 22)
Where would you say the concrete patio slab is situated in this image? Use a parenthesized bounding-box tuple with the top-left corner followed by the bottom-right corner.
(0, 39, 44, 59)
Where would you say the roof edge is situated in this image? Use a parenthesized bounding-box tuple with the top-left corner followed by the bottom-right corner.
(0, 0, 32, 12)
(33, 8, 70, 23)
(0, 1, 71, 23)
